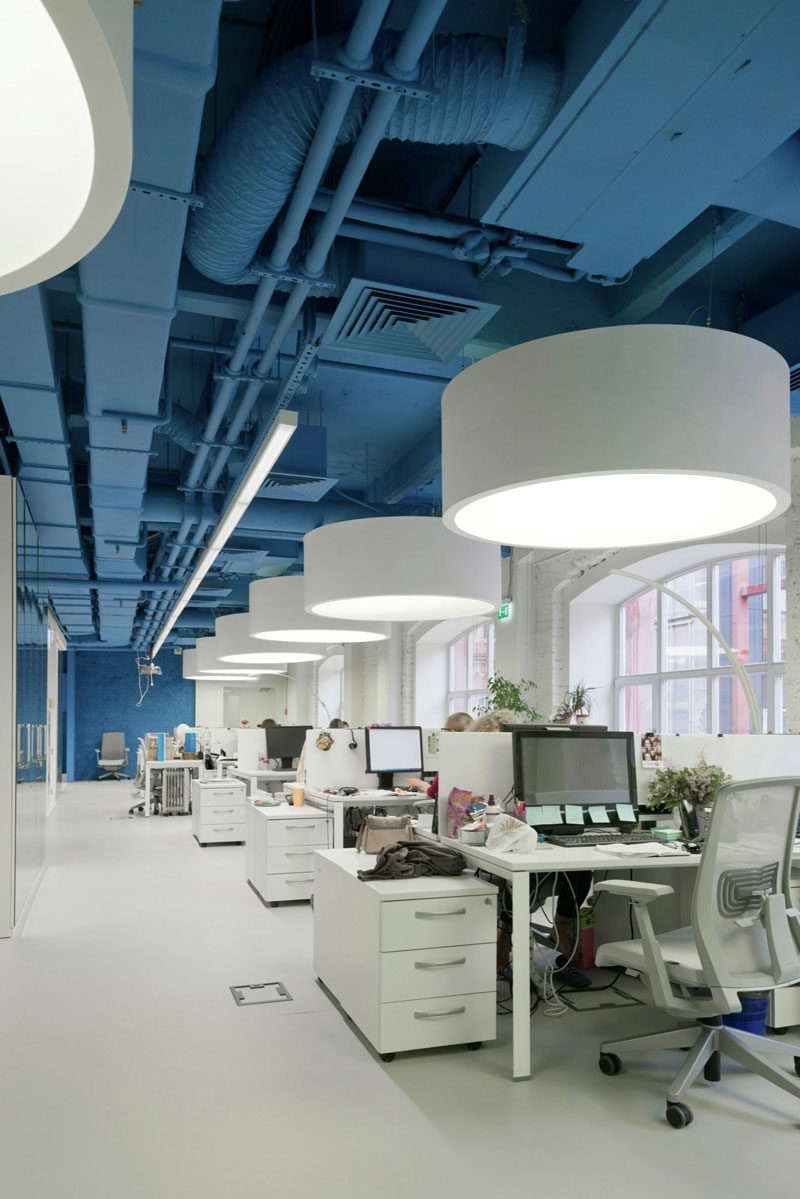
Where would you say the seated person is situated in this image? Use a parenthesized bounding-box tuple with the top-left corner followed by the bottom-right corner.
(405, 710, 471, 799)
(329, 717, 349, 728)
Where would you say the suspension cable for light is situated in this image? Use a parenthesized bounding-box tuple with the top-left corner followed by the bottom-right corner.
(151, 411, 297, 659)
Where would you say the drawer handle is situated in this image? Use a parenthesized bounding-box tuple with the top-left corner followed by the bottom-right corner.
(212, 826, 235, 832)
(211, 808, 235, 813)
(285, 851, 314, 858)
(414, 957, 466, 970)
(414, 1006, 466, 1020)
(286, 878, 312, 885)
(415, 908, 466, 920)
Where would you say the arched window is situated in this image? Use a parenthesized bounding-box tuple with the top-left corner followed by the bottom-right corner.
(447, 621, 495, 716)
(616, 552, 785, 734)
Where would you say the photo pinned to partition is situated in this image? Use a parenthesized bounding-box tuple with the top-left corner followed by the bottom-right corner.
(640, 732, 662, 768)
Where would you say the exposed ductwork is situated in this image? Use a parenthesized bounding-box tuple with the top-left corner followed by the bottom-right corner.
(186, 30, 561, 285)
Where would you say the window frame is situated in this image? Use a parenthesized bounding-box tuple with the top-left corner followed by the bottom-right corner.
(615, 550, 785, 734)
(447, 621, 495, 717)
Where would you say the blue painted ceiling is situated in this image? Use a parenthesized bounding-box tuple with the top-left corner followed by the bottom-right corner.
(2, 0, 800, 649)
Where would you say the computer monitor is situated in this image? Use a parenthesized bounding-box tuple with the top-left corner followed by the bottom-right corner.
(512, 728, 638, 834)
(265, 725, 311, 770)
(364, 726, 423, 791)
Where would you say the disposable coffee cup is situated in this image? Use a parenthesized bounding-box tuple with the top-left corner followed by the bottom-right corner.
(292, 786, 304, 807)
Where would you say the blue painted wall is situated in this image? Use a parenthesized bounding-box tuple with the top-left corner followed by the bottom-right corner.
(72, 650, 195, 780)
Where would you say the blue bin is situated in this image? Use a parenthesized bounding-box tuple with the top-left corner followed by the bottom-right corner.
(184, 732, 197, 753)
(722, 992, 769, 1035)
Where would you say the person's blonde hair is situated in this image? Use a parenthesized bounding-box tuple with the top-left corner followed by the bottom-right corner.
(444, 711, 471, 732)
(468, 709, 519, 732)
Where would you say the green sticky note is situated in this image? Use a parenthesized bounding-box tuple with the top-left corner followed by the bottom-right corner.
(588, 806, 610, 824)
(539, 805, 563, 824)
(526, 805, 545, 826)
(565, 805, 584, 826)
(616, 803, 636, 823)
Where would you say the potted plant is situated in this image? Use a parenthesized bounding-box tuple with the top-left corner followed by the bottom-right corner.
(644, 754, 732, 838)
(477, 674, 541, 721)
(567, 681, 594, 723)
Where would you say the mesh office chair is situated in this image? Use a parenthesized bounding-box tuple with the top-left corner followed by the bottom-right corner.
(594, 777, 800, 1128)
(95, 732, 130, 780)
(129, 739, 160, 815)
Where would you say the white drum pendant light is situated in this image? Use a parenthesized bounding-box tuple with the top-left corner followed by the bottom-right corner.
(250, 576, 389, 643)
(181, 648, 266, 683)
(304, 517, 501, 622)
(215, 613, 322, 665)
(194, 636, 285, 677)
(441, 325, 790, 549)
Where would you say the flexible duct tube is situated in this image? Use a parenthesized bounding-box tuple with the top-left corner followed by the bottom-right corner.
(155, 405, 201, 452)
(185, 30, 561, 285)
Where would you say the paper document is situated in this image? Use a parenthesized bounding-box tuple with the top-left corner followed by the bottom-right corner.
(564, 805, 584, 826)
(593, 842, 686, 857)
(539, 805, 563, 824)
(615, 803, 636, 823)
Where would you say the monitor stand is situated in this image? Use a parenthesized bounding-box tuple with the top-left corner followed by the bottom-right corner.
(375, 772, 394, 791)
(278, 756, 295, 771)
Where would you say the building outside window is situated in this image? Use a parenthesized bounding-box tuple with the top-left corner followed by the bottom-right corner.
(616, 552, 785, 734)
(447, 622, 494, 716)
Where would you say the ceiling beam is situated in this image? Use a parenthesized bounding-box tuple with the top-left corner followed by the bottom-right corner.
(372, 425, 441, 505)
(610, 208, 761, 324)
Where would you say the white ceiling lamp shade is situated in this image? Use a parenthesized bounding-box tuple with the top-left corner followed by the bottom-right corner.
(194, 636, 286, 677)
(249, 576, 390, 644)
(215, 613, 323, 665)
(304, 517, 501, 622)
(0, 0, 132, 295)
(181, 648, 268, 683)
(441, 325, 791, 550)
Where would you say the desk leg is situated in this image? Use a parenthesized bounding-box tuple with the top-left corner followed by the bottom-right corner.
(333, 805, 344, 849)
(511, 870, 531, 1081)
(145, 766, 151, 817)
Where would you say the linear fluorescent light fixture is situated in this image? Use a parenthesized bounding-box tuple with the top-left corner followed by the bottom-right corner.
(151, 411, 298, 658)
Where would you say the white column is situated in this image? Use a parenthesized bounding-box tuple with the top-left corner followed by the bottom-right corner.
(784, 454, 800, 732)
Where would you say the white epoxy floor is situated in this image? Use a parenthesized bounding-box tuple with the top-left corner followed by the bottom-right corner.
(1, 782, 798, 1199)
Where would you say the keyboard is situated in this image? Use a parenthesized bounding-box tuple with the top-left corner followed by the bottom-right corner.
(545, 830, 660, 848)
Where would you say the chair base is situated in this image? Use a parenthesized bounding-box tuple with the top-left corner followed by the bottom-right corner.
(98, 771, 130, 780)
(600, 1022, 800, 1118)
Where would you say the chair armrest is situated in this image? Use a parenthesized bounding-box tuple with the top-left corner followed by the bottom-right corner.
(594, 880, 673, 903)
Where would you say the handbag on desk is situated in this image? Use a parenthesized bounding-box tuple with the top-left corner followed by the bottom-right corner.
(355, 814, 415, 854)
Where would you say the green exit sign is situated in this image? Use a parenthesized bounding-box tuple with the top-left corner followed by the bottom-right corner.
(497, 602, 513, 621)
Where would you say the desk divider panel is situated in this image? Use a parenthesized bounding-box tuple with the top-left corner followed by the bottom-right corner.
(437, 732, 514, 839)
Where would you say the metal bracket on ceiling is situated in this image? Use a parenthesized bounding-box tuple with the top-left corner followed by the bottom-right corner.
(86, 444, 158, 457)
(176, 483, 226, 496)
(129, 179, 205, 209)
(211, 368, 280, 387)
(249, 260, 336, 291)
(310, 59, 438, 102)
(7, 434, 68, 448)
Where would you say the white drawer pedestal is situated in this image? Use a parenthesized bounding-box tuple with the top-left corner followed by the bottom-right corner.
(191, 780, 247, 846)
(313, 848, 497, 1060)
(246, 803, 330, 905)
(769, 870, 800, 1030)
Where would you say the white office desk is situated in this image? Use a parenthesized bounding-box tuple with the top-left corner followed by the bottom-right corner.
(144, 758, 203, 817)
(304, 787, 421, 848)
(231, 767, 297, 797)
(451, 838, 800, 1081)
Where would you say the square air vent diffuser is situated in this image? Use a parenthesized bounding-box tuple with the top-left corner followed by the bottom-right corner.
(321, 278, 498, 364)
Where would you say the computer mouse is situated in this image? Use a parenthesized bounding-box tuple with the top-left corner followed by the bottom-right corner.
(338, 786, 357, 796)
(685, 841, 702, 854)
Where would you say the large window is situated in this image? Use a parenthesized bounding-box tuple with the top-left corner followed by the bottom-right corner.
(616, 553, 785, 734)
(448, 622, 494, 716)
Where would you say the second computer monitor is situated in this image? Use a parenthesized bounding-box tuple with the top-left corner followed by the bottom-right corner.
(265, 725, 311, 770)
(512, 729, 638, 834)
(364, 726, 423, 790)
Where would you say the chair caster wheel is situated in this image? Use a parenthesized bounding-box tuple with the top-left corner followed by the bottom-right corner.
(599, 1053, 621, 1076)
(666, 1102, 693, 1129)
(793, 1057, 800, 1076)
(270, 902, 278, 908)
(770, 1026, 789, 1035)
(467, 1042, 482, 1051)
(380, 1053, 395, 1062)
